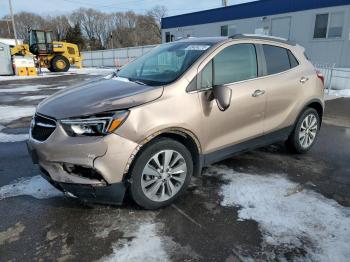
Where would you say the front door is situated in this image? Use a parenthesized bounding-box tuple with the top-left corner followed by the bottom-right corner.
(197, 43, 266, 162)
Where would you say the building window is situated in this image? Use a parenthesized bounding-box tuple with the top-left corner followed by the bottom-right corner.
(221, 25, 228, 36)
(328, 12, 345, 38)
(165, 32, 171, 42)
(313, 12, 344, 39)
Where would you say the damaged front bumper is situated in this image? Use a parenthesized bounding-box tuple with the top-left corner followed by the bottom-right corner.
(39, 166, 127, 205)
(26, 120, 139, 205)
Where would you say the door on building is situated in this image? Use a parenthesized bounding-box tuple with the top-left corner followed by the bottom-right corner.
(0, 43, 13, 76)
(271, 16, 291, 39)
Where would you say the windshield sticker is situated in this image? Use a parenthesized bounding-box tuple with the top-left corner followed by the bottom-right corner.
(185, 45, 210, 51)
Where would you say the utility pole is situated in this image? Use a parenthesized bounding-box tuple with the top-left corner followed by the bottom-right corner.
(222, 0, 228, 7)
(8, 0, 18, 45)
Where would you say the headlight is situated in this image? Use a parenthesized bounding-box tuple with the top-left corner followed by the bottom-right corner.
(61, 111, 129, 136)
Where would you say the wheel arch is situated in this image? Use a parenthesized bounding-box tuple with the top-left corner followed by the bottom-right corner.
(123, 128, 203, 179)
(290, 98, 324, 135)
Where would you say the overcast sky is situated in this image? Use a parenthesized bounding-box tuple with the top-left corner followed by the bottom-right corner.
(0, 0, 256, 17)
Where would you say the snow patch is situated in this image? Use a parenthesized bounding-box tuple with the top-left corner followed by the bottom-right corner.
(0, 106, 35, 124)
(0, 176, 62, 200)
(104, 223, 169, 262)
(0, 132, 28, 143)
(0, 125, 28, 143)
(0, 68, 113, 81)
(205, 165, 350, 262)
(0, 85, 51, 93)
(20, 95, 49, 101)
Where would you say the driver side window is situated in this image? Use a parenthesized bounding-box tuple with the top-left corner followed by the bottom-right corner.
(199, 43, 258, 89)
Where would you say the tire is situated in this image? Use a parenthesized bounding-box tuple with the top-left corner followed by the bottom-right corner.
(286, 108, 320, 154)
(50, 55, 70, 72)
(129, 138, 193, 210)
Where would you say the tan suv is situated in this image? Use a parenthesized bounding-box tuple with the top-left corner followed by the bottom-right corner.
(27, 35, 325, 209)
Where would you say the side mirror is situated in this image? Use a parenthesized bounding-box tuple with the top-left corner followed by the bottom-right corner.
(212, 84, 232, 111)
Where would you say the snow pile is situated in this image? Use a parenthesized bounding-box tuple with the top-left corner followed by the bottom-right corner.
(0, 175, 62, 200)
(205, 165, 350, 262)
(327, 88, 350, 98)
(0, 105, 35, 124)
(104, 223, 169, 262)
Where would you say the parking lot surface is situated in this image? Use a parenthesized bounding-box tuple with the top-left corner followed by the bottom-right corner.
(0, 71, 349, 261)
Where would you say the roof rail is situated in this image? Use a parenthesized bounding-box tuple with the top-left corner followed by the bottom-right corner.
(229, 34, 296, 46)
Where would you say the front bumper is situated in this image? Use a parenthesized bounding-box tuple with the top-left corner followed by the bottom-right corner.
(39, 167, 126, 205)
(27, 121, 140, 205)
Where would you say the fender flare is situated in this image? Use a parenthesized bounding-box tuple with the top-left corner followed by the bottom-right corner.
(123, 127, 202, 175)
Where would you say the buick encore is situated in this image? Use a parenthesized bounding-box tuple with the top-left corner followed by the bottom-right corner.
(27, 35, 325, 209)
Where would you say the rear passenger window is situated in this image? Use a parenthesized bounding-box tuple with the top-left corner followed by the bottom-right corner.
(288, 50, 299, 68)
(263, 45, 291, 75)
(213, 44, 257, 85)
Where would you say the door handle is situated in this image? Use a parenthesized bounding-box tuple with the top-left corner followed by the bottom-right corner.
(252, 89, 265, 97)
(300, 77, 309, 84)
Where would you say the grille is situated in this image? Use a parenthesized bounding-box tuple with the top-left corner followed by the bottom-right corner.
(31, 114, 56, 142)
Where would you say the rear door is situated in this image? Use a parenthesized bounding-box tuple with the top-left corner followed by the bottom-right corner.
(260, 44, 303, 133)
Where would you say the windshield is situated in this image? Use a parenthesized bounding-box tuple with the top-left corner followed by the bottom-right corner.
(118, 42, 214, 86)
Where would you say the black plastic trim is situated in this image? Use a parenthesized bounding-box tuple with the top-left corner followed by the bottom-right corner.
(203, 126, 293, 166)
(229, 34, 297, 46)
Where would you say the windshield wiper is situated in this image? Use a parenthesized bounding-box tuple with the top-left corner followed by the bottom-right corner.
(128, 78, 147, 85)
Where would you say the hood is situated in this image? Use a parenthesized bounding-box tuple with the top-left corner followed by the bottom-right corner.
(37, 77, 164, 119)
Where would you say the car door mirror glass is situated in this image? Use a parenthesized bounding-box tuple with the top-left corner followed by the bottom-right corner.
(213, 84, 232, 111)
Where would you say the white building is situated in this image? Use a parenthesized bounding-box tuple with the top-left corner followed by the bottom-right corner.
(161, 0, 350, 67)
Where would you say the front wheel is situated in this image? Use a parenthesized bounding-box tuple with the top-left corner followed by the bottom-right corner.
(129, 138, 193, 209)
(50, 55, 70, 72)
(286, 108, 320, 154)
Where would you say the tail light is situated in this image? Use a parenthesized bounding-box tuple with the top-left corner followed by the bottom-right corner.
(316, 70, 325, 86)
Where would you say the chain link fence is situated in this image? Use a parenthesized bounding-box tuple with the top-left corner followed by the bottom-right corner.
(81, 45, 157, 68)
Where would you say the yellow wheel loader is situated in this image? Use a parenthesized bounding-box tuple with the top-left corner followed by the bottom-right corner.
(11, 30, 82, 72)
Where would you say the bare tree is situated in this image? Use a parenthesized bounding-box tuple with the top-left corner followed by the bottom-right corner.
(1, 5, 167, 50)
(46, 15, 71, 41)
(145, 5, 168, 42)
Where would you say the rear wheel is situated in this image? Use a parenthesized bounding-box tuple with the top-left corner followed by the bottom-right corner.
(287, 108, 320, 154)
(129, 138, 193, 209)
(50, 55, 70, 72)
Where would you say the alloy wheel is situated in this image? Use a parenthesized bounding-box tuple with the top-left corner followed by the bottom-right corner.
(141, 150, 187, 202)
(299, 113, 318, 149)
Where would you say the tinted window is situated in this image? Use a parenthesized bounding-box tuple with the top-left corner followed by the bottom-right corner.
(213, 44, 257, 85)
(313, 14, 329, 39)
(288, 50, 299, 68)
(263, 45, 291, 75)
